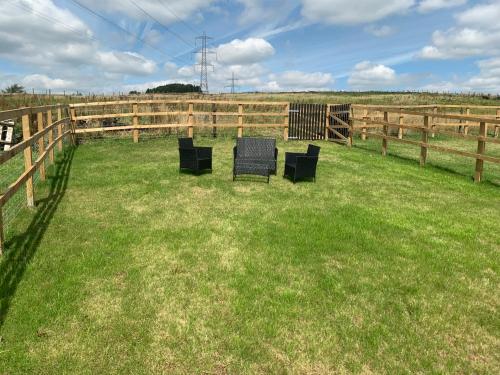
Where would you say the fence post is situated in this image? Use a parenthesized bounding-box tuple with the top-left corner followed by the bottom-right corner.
(348, 114, 353, 148)
(57, 106, 63, 152)
(382, 111, 388, 156)
(47, 110, 54, 164)
(474, 121, 487, 183)
(37, 111, 46, 181)
(70, 107, 77, 146)
(464, 107, 470, 135)
(325, 105, 330, 140)
(420, 115, 429, 167)
(188, 102, 194, 138)
(349, 105, 354, 146)
(361, 108, 368, 141)
(133, 103, 139, 143)
(284, 103, 289, 141)
(212, 103, 217, 138)
(431, 106, 437, 138)
(238, 104, 243, 138)
(398, 109, 404, 139)
(0, 206, 3, 255)
(22, 113, 35, 207)
(459, 107, 464, 133)
(495, 109, 499, 138)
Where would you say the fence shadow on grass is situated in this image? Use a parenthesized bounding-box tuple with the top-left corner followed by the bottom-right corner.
(0, 146, 75, 329)
(352, 143, 500, 187)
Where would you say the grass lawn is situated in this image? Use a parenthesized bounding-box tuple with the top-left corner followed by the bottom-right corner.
(0, 136, 499, 374)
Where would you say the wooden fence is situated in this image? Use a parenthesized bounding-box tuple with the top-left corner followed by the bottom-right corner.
(1, 100, 500, 254)
(351, 104, 500, 137)
(349, 105, 500, 183)
(0, 104, 72, 255)
(69, 100, 290, 140)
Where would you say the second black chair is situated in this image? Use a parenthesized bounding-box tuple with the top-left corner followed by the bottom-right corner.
(284, 144, 320, 183)
(178, 138, 212, 173)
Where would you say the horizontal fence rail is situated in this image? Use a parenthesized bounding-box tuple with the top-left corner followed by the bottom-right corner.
(0, 104, 72, 254)
(70, 100, 290, 141)
(349, 105, 500, 184)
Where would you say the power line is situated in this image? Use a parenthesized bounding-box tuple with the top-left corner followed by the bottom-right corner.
(225, 72, 239, 94)
(195, 32, 215, 94)
(154, 0, 200, 36)
(68, 0, 189, 65)
(127, 0, 193, 48)
(7, 0, 99, 44)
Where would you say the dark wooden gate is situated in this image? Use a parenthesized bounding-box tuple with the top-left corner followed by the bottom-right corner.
(328, 104, 351, 143)
(289, 103, 327, 140)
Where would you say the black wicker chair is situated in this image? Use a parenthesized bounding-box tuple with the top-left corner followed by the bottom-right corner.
(178, 138, 212, 173)
(284, 144, 320, 183)
(233, 137, 278, 183)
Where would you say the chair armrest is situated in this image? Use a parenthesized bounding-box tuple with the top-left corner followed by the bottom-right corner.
(285, 152, 306, 164)
(195, 146, 212, 159)
(274, 148, 279, 160)
(233, 146, 237, 160)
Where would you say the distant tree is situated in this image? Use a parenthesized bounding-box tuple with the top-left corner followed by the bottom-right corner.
(146, 83, 201, 94)
(129, 90, 141, 95)
(2, 84, 25, 94)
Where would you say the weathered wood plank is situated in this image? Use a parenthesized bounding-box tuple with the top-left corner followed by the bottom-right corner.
(420, 115, 429, 166)
(133, 103, 139, 143)
(37, 111, 46, 181)
(475, 122, 487, 182)
(238, 104, 243, 138)
(21, 114, 34, 207)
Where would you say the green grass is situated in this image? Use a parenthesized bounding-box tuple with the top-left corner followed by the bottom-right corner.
(0, 136, 499, 374)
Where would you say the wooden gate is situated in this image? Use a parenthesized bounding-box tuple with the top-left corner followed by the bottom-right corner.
(328, 104, 351, 144)
(289, 103, 327, 140)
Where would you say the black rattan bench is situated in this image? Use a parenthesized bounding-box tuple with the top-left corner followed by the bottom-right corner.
(233, 137, 278, 183)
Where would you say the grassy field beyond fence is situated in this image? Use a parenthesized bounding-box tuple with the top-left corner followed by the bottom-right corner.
(0, 136, 498, 374)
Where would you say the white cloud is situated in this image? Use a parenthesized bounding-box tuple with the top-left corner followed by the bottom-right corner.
(420, 57, 500, 93)
(348, 61, 399, 88)
(417, 0, 466, 13)
(264, 71, 334, 91)
(177, 66, 196, 77)
(216, 38, 275, 65)
(420, 80, 465, 92)
(419, 2, 500, 59)
(420, 27, 500, 59)
(0, 1, 159, 73)
(455, 2, 500, 30)
(364, 25, 395, 37)
(96, 51, 157, 75)
(21, 74, 76, 90)
(464, 57, 500, 92)
(419, 46, 446, 59)
(301, 0, 415, 25)
(0, 0, 95, 67)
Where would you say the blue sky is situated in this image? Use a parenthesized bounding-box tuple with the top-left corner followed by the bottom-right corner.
(0, 0, 499, 93)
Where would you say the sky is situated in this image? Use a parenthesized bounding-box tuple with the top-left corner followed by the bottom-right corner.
(0, 0, 499, 94)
